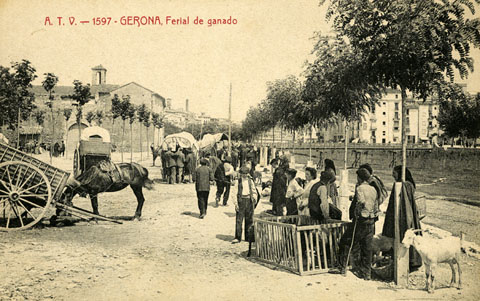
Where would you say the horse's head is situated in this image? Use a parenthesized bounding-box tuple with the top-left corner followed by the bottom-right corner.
(60, 176, 82, 204)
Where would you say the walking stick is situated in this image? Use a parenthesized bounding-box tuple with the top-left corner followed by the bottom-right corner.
(344, 218, 358, 276)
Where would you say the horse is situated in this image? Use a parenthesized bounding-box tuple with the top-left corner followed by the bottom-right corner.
(60, 161, 154, 220)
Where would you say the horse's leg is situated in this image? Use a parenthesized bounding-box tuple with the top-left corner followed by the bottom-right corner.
(90, 194, 100, 215)
(131, 185, 145, 220)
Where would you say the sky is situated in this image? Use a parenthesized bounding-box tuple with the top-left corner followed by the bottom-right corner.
(1, 0, 479, 122)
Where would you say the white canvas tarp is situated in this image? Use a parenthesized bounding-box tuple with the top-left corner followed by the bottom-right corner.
(80, 126, 111, 143)
(162, 132, 199, 153)
(198, 133, 229, 150)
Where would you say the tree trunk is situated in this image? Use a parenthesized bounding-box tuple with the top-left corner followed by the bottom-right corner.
(130, 123, 133, 163)
(344, 120, 348, 171)
(139, 122, 143, 162)
(121, 119, 125, 162)
(272, 126, 275, 145)
(394, 86, 409, 287)
(17, 107, 20, 149)
(64, 118, 69, 158)
(401, 88, 407, 181)
(146, 125, 149, 158)
(77, 108, 82, 144)
(50, 107, 54, 164)
(280, 127, 283, 150)
(309, 127, 313, 161)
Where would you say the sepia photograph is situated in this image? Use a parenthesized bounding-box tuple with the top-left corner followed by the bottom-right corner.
(1, 0, 479, 300)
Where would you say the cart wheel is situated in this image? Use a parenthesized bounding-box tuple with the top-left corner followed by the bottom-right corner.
(0, 161, 52, 231)
(73, 149, 79, 177)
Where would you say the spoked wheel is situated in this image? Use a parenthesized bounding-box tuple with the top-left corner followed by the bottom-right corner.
(0, 161, 52, 231)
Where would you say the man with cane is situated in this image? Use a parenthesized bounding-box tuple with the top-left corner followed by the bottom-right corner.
(336, 167, 379, 280)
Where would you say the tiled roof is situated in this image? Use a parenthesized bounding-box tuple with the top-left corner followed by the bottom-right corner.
(30, 84, 119, 97)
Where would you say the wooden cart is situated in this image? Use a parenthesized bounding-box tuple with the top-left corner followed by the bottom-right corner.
(0, 142, 120, 231)
(0, 142, 70, 231)
(73, 126, 111, 177)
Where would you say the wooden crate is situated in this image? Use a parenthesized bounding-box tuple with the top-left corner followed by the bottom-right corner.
(253, 215, 350, 275)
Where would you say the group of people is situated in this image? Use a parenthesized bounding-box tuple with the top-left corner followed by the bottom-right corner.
(336, 164, 422, 280)
(192, 144, 260, 246)
(269, 157, 340, 220)
(159, 145, 197, 184)
(266, 155, 422, 281)
(160, 142, 423, 281)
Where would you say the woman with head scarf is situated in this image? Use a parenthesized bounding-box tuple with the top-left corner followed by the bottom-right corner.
(285, 168, 303, 215)
(381, 165, 422, 271)
(324, 159, 339, 207)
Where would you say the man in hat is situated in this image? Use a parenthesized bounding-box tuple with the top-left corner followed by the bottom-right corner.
(193, 158, 214, 219)
(176, 147, 185, 183)
(232, 166, 259, 244)
(214, 156, 234, 207)
(165, 146, 176, 184)
(337, 167, 378, 279)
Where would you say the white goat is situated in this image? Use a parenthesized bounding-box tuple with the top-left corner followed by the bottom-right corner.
(402, 228, 462, 293)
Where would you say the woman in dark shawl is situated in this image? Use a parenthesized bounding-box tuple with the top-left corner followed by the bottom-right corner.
(382, 165, 422, 270)
(270, 156, 289, 216)
(324, 159, 336, 175)
(324, 158, 339, 207)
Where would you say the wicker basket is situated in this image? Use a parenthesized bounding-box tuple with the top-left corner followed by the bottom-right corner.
(372, 257, 393, 281)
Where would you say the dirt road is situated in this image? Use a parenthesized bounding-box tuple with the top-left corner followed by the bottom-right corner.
(1, 158, 479, 300)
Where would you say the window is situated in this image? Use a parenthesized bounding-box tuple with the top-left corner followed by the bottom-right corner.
(383, 102, 386, 105)
(395, 102, 399, 110)
(393, 138, 398, 142)
(394, 112, 399, 119)
(382, 121, 386, 125)
(371, 131, 376, 137)
(383, 112, 386, 115)
(395, 94, 398, 99)
(406, 109, 409, 115)
(371, 105, 376, 113)
(382, 138, 386, 143)
(382, 131, 386, 136)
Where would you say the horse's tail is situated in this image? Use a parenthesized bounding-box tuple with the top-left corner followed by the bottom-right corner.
(132, 163, 154, 190)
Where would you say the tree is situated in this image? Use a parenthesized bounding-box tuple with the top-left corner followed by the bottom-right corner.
(33, 109, 45, 147)
(321, 0, 480, 285)
(143, 108, 151, 158)
(151, 112, 164, 146)
(85, 111, 95, 126)
(0, 61, 37, 147)
(127, 103, 136, 163)
(163, 121, 182, 137)
(111, 94, 122, 139)
(136, 104, 148, 161)
(42, 72, 58, 162)
(304, 35, 381, 167)
(119, 96, 133, 162)
(63, 108, 72, 157)
(437, 84, 480, 146)
(70, 80, 91, 141)
(322, 0, 480, 180)
(95, 110, 104, 126)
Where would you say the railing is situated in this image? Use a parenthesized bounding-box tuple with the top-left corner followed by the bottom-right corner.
(253, 215, 350, 275)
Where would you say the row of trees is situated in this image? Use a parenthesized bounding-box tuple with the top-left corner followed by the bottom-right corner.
(0, 59, 242, 162)
(241, 0, 480, 155)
